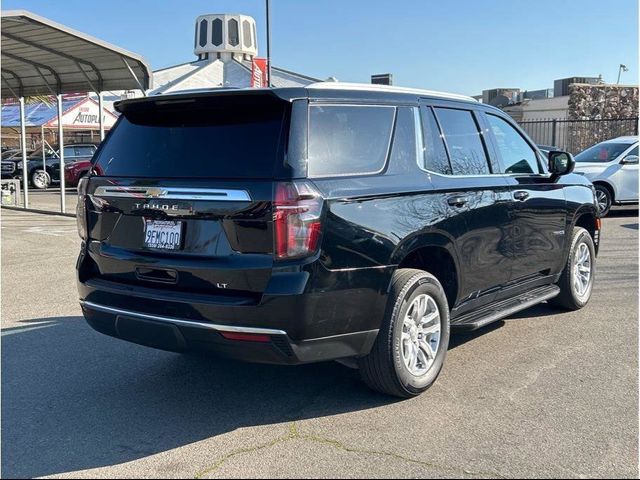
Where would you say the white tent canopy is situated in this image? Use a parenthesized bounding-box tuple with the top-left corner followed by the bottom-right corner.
(1, 9, 152, 98)
(0, 9, 153, 213)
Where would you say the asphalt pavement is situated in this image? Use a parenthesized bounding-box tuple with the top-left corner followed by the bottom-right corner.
(18, 187, 79, 214)
(1, 207, 638, 478)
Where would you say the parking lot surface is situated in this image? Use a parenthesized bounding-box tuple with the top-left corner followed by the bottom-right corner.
(2, 207, 638, 478)
(17, 187, 78, 214)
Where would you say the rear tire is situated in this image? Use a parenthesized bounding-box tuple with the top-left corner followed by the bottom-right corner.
(550, 227, 596, 310)
(358, 268, 450, 398)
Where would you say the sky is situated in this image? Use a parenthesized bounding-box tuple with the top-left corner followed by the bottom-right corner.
(3, 0, 638, 96)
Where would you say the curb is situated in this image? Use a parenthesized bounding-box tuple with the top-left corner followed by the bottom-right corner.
(2, 205, 76, 218)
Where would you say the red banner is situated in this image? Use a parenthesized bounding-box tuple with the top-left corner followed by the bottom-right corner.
(251, 58, 268, 88)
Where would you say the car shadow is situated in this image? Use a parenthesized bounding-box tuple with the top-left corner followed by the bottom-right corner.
(607, 207, 639, 218)
(448, 302, 562, 350)
(449, 320, 504, 350)
(2, 316, 398, 479)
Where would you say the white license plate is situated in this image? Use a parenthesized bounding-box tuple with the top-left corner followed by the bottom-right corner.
(143, 219, 182, 250)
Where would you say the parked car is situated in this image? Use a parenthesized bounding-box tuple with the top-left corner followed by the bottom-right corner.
(1, 149, 37, 179)
(14, 143, 98, 189)
(2, 149, 26, 160)
(64, 158, 94, 187)
(537, 144, 559, 157)
(573, 136, 639, 216)
(76, 84, 600, 398)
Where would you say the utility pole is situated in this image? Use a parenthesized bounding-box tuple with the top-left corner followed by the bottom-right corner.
(617, 64, 628, 84)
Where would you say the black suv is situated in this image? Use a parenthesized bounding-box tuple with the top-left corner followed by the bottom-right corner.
(6, 143, 98, 189)
(76, 84, 600, 398)
(1, 149, 36, 179)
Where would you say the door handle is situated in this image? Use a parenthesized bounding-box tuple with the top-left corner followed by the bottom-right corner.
(447, 196, 469, 207)
(513, 191, 530, 201)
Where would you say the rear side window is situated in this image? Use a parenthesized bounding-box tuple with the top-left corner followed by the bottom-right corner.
(434, 108, 490, 175)
(486, 114, 539, 174)
(420, 107, 452, 175)
(93, 99, 286, 178)
(308, 105, 395, 177)
(63, 146, 77, 158)
(75, 145, 96, 157)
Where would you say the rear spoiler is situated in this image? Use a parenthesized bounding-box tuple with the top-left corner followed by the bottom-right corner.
(115, 87, 307, 114)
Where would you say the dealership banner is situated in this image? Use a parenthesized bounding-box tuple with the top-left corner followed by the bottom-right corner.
(46, 97, 117, 129)
(251, 58, 268, 88)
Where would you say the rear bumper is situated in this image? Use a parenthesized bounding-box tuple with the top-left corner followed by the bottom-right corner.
(77, 249, 393, 364)
(80, 300, 379, 365)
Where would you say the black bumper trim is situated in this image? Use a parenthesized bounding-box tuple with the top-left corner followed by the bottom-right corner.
(80, 301, 379, 365)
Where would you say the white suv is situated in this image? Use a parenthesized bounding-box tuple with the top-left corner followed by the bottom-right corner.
(574, 136, 639, 216)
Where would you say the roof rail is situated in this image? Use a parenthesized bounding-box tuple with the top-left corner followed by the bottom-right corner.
(306, 82, 476, 102)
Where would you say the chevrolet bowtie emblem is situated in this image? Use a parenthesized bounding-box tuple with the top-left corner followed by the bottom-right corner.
(145, 188, 168, 198)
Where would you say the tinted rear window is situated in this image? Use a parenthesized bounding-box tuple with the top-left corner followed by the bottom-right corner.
(434, 108, 490, 176)
(308, 105, 395, 177)
(93, 97, 287, 178)
(421, 107, 452, 175)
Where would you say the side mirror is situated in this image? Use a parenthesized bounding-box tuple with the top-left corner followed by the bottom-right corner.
(621, 155, 639, 165)
(548, 150, 575, 176)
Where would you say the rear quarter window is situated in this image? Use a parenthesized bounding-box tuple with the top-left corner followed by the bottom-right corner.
(307, 105, 395, 177)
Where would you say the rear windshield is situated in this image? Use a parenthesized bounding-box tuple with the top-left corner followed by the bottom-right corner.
(93, 96, 287, 178)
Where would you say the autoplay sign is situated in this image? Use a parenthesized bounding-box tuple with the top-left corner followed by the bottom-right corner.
(46, 97, 117, 129)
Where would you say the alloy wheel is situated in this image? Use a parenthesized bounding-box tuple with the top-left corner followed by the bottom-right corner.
(401, 294, 441, 377)
(32, 170, 50, 189)
(595, 188, 610, 215)
(573, 242, 592, 298)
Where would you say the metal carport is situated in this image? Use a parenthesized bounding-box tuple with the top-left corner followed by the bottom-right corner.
(1, 9, 153, 212)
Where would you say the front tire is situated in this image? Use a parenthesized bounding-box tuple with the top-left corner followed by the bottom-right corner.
(358, 269, 450, 398)
(550, 227, 596, 310)
(31, 170, 50, 189)
(594, 184, 612, 217)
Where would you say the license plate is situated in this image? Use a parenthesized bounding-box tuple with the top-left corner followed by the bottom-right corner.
(143, 219, 182, 251)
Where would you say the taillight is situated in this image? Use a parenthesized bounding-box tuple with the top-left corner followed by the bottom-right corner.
(76, 176, 88, 240)
(273, 181, 323, 260)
